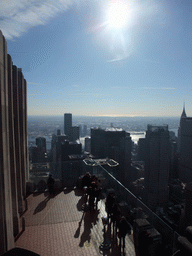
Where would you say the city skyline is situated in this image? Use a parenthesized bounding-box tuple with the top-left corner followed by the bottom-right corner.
(1, 0, 192, 116)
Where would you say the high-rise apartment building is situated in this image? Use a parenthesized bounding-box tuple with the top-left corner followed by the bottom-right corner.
(178, 107, 192, 183)
(0, 30, 28, 254)
(144, 125, 170, 211)
(64, 113, 72, 141)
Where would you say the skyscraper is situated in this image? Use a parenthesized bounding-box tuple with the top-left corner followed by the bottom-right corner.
(0, 30, 28, 254)
(144, 125, 170, 211)
(178, 107, 192, 183)
(36, 137, 46, 152)
(91, 127, 132, 184)
(64, 113, 72, 141)
(177, 105, 187, 153)
(72, 126, 80, 141)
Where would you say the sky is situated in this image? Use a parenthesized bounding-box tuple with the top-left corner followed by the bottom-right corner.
(1, 0, 192, 117)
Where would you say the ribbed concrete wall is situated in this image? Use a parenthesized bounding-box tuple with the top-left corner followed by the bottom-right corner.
(0, 30, 28, 255)
(7, 54, 20, 237)
(0, 30, 15, 254)
(13, 65, 24, 215)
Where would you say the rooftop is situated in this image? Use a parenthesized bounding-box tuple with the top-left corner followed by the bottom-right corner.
(15, 188, 136, 256)
(83, 158, 119, 167)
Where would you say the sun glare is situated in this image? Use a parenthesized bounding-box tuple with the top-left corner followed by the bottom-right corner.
(106, 1, 130, 29)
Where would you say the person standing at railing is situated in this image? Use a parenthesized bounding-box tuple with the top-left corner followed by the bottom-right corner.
(105, 192, 115, 220)
(82, 172, 91, 188)
(118, 216, 132, 254)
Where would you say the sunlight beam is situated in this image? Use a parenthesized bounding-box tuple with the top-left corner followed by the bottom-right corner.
(106, 1, 130, 29)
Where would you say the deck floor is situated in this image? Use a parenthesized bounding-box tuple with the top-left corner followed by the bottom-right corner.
(16, 189, 136, 256)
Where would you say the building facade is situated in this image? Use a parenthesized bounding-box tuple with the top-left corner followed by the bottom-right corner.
(72, 126, 80, 141)
(64, 113, 72, 141)
(91, 127, 132, 184)
(144, 125, 170, 211)
(0, 30, 28, 254)
(178, 107, 192, 183)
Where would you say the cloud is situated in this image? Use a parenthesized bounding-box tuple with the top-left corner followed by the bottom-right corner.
(107, 55, 128, 63)
(142, 87, 176, 90)
(0, 0, 75, 40)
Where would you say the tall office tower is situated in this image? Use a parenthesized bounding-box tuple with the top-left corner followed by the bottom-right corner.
(0, 30, 28, 254)
(85, 136, 91, 153)
(64, 113, 72, 141)
(83, 124, 87, 136)
(91, 127, 132, 184)
(144, 125, 170, 211)
(137, 138, 146, 161)
(36, 137, 46, 152)
(182, 182, 192, 230)
(57, 129, 61, 136)
(35, 137, 46, 162)
(177, 105, 187, 153)
(72, 126, 80, 141)
(177, 107, 192, 183)
(91, 128, 105, 158)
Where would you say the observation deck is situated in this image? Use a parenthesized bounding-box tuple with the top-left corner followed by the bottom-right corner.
(15, 188, 135, 256)
(13, 163, 181, 256)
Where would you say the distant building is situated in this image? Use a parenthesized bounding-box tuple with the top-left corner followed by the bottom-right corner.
(62, 154, 86, 186)
(30, 137, 47, 163)
(36, 137, 46, 151)
(137, 138, 146, 161)
(85, 136, 91, 153)
(72, 126, 80, 141)
(178, 105, 187, 153)
(51, 134, 68, 162)
(183, 183, 192, 229)
(80, 124, 87, 137)
(91, 127, 132, 184)
(61, 140, 82, 161)
(57, 129, 61, 136)
(178, 107, 192, 183)
(144, 125, 170, 211)
(64, 113, 72, 141)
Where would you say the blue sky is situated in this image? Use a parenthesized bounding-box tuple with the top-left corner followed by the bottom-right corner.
(1, 0, 192, 117)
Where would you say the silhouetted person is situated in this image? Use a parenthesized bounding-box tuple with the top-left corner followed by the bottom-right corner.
(82, 172, 91, 188)
(105, 192, 115, 220)
(47, 174, 55, 194)
(88, 181, 97, 211)
(138, 230, 153, 256)
(111, 204, 121, 238)
(95, 186, 101, 210)
(118, 216, 131, 253)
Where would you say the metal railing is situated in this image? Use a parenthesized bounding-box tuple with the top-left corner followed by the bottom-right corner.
(93, 162, 180, 255)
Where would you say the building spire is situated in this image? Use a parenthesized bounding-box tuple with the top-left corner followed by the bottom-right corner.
(181, 101, 187, 118)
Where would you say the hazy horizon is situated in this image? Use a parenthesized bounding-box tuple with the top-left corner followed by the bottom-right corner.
(28, 115, 181, 118)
